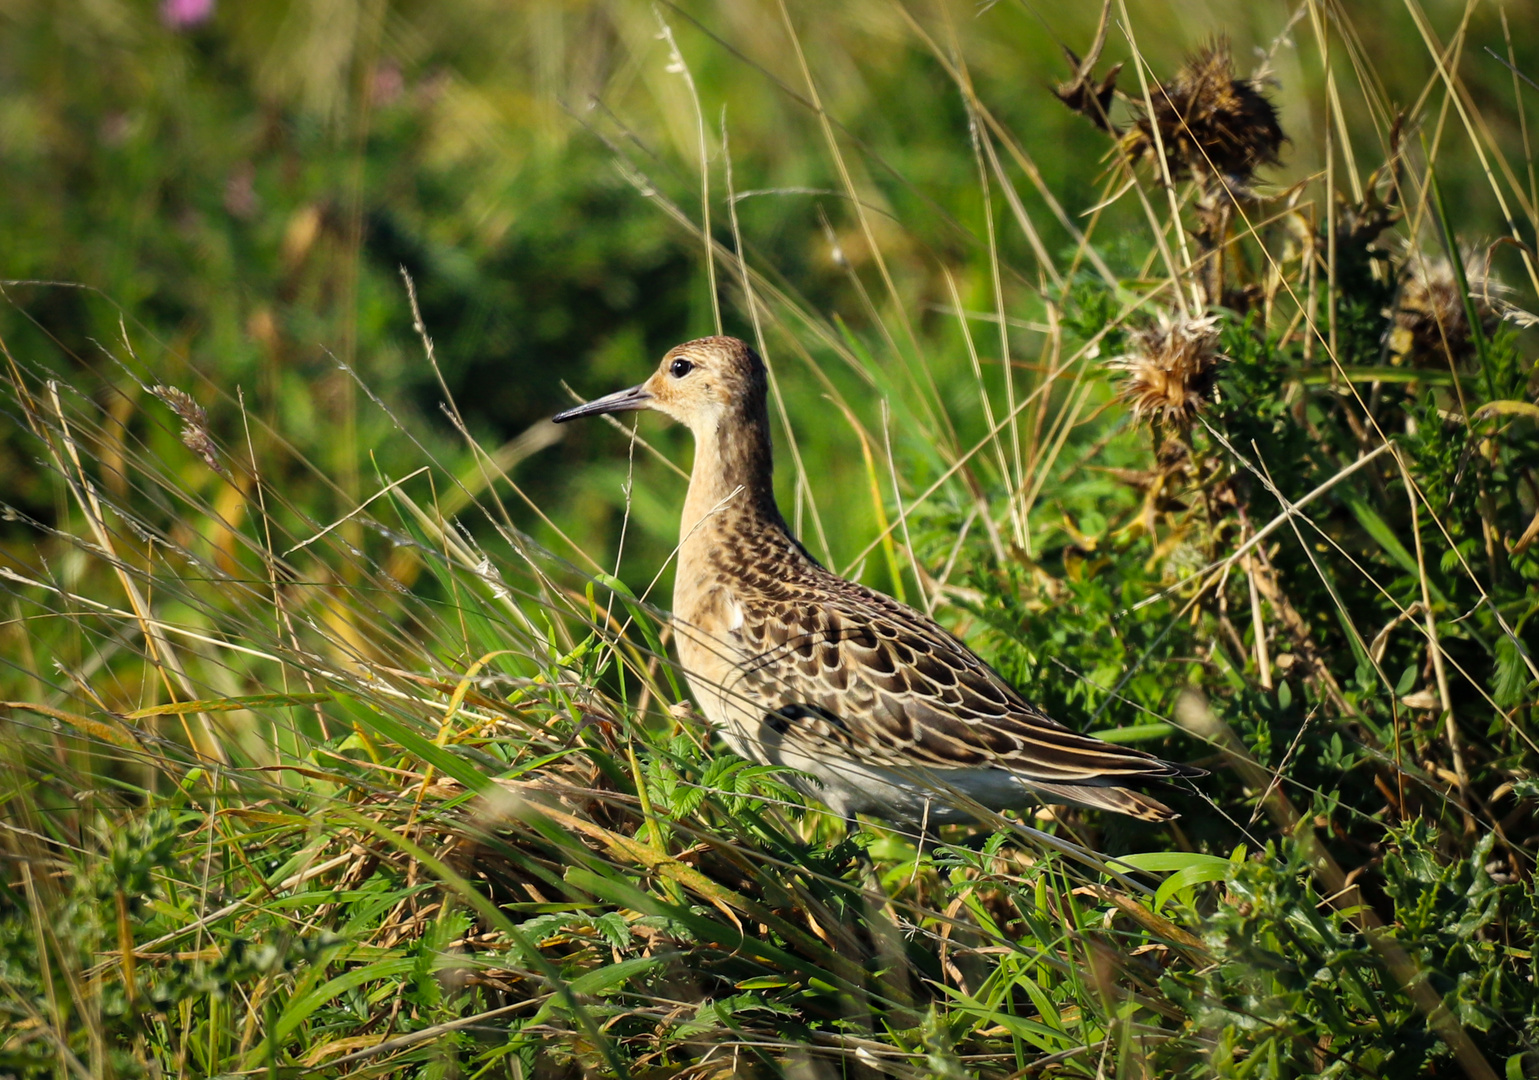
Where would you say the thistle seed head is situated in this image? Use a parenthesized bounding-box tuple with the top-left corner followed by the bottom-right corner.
(1110, 312, 1225, 428)
(1123, 38, 1284, 192)
(1386, 250, 1505, 367)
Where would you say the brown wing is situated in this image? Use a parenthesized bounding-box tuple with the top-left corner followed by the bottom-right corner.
(722, 571, 1189, 787)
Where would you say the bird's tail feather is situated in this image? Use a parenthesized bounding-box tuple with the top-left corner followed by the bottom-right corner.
(1025, 781, 1181, 822)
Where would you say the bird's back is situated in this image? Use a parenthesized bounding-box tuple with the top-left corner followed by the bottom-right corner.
(673, 509, 1192, 825)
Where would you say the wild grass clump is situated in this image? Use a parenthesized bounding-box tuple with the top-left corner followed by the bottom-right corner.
(2, 2, 1538, 1078)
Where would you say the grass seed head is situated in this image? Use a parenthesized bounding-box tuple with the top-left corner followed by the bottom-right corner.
(1111, 311, 1225, 428)
(1124, 38, 1284, 191)
(152, 384, 228, 478)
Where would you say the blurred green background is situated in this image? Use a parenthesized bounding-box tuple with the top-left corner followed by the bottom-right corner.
(2, 0, 1534, 585)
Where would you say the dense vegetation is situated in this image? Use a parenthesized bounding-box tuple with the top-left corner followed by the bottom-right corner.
(2, 1, 1537, 1076)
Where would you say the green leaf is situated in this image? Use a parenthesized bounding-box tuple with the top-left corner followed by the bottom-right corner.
(1085, 722, 1177, 743)
(1495, 635, 1531, 708)
(1295, 365, 1456, 385)
(1511, 778, 1539, 802)
(1152, 860, 1235, 912)
(332, 693, 489, 792)
(1110, 852, 1219, 874)
(123, 692, 332, 718)
(1339, 492, 1416, 578)
(567, 956, 664, 997)
(933, 984, 1073, 1052)
(593, 911, 633, 950)
(1474, 400, 1539, 424)
(1111, 851, 1240, 911)
(736, 976, 790, 990)
(267, 957, 417, 1048)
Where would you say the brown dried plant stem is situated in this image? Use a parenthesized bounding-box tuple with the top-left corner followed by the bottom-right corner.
(1242, 537, 1273, 691)
(1245, 537, 1353, 718)
(1395, 448, 1469, 798)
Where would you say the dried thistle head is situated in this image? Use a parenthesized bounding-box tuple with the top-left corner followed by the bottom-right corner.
(1123, 38, 1284, 191)
(1110, 311, 1225, 428)
(1385, 250, 1505, 367)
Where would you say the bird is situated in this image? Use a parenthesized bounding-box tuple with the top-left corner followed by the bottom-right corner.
(553, 336, 1201, 830)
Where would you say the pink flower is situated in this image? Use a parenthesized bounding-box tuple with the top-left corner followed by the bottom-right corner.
(161, 0, 213, 29)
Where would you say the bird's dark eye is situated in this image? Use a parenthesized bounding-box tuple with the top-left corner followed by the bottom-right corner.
(669, 358, 694, 378)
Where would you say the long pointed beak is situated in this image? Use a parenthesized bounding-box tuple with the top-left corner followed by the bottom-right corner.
(552, 383, 653, 423)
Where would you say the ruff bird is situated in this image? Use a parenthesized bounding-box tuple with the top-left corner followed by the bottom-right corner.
(553, 336, 1200, 828)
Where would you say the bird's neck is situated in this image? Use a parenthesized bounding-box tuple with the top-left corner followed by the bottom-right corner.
(679, 405, 785, 549)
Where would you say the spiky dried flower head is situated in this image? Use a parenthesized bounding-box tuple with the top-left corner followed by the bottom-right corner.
(1386, 249, 1507, 368)
(1123, 38, 1284, 190)
(1110, 312, 1225, 428)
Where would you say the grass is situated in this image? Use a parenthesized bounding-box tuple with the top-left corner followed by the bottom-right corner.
(2, 1, 1539, 1077)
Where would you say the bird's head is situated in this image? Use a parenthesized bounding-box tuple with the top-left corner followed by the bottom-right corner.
(552, 336, 766, 438)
